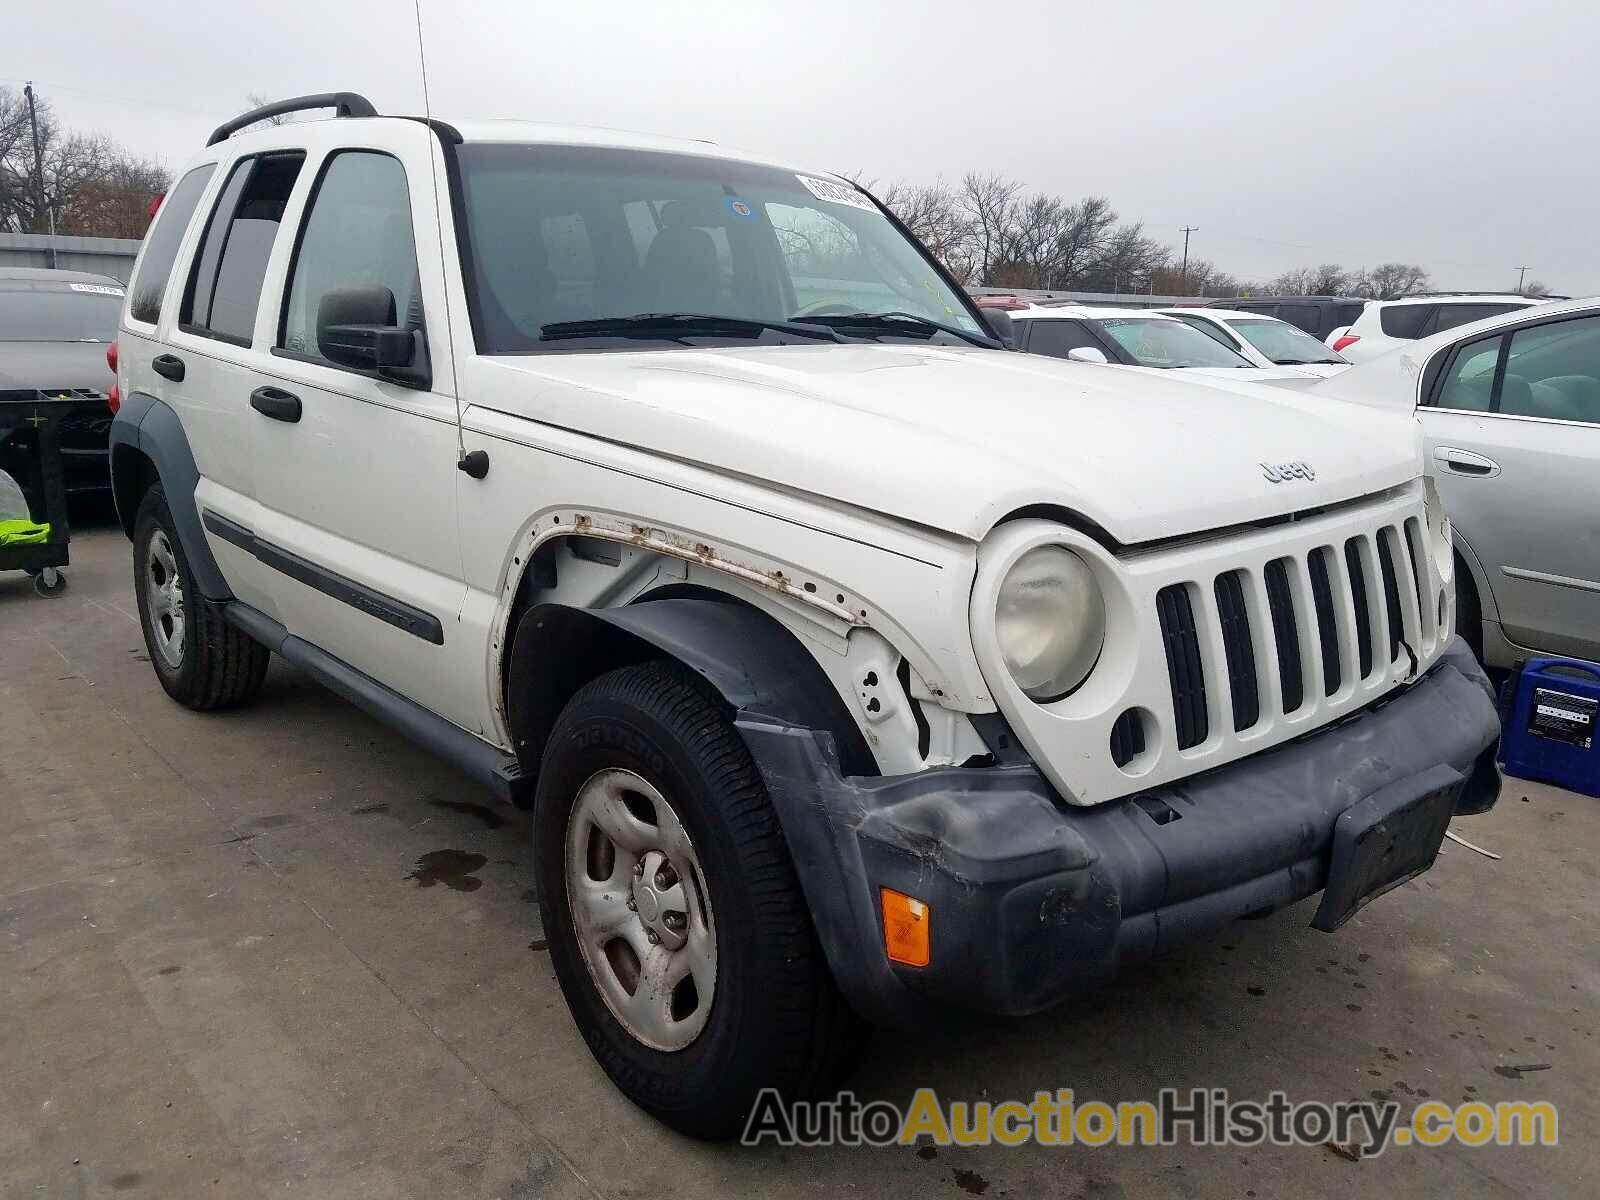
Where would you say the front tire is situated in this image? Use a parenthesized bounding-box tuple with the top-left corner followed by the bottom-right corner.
(132, 484, 269, 710)
(1454, 551, 1484, 662)
(534, 660, 860, 1139)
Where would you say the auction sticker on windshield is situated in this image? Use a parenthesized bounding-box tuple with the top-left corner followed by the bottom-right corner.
(68, 283, 125, 297)
(796, 175, 877, 212)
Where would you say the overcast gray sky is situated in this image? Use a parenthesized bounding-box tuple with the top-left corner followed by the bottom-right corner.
(9, 0, 1598, 292)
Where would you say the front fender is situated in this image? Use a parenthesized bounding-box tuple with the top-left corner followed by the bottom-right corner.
(505, 597, 876, 783)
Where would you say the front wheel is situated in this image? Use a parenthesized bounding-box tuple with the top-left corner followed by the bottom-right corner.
(534, 660, 861, 1139)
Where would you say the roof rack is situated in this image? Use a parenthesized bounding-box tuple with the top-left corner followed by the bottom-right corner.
(207, 92, 378, 147)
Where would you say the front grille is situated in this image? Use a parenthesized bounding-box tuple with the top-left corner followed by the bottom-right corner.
(1263, 558, 1303, 712)
(1345, 538, 1374, 678)
(1214, 571, 1259, 731)
(1151, 518, 1430, 754)
(1377, 531, 1405, 662)
(1308, 548, 1342, 695)
(1156, 584, 1208, 749)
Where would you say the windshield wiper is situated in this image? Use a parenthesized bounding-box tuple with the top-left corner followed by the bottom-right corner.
(541, 313, 847, 343)
(1272, 357, 1343, 366)
(794, 310, 998, 348)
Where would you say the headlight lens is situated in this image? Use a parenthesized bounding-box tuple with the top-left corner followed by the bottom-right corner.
(995, 546, 1105, 701)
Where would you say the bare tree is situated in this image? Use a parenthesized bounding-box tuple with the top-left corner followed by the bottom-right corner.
(874, 179, 976, 283)
(0, 86, 170, 238)
(1355, 262, 1430, 300)
(1520, 279, 1553, 298)
(958, 173, 1021, 285)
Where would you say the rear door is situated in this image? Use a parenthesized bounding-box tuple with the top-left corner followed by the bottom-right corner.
(248, 127, 474, 727)
(1422, 311, 1600, 660)
(164, 151, 308, 615)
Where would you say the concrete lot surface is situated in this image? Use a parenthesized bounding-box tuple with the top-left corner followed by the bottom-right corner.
(4, 526, 1597, 1198)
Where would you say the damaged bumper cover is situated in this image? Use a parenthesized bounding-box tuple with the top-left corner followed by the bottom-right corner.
(741, 638, 1501, 1027)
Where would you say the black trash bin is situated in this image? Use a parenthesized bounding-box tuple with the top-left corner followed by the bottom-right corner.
(0, 391, 79, 598)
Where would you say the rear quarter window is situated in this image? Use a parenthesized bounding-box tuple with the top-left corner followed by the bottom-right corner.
(128, 164, 217, 325)
(1379, 304, 1435, 338)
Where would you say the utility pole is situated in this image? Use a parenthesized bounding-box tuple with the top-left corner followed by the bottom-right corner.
(1515, 266, 1530, 294)
(1179, 226, 1198, 292)
(23, 83, 58, 269)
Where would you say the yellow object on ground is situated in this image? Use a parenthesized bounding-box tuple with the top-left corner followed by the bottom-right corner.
(0, 519, 50, 546)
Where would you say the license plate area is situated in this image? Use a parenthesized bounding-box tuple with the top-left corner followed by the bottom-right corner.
(1311, 762, 1464, 932)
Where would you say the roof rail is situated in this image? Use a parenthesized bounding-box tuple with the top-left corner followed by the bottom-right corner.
(207, 92, 378, 147)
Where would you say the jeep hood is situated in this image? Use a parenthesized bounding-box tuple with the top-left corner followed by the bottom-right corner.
(474, 343, 1421, 544)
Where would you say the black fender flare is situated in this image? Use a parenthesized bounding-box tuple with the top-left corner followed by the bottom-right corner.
(110, 390, 232, 601)
(505, 596, 876, 783)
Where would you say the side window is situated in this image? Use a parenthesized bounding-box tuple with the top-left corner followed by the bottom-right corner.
(1433, 303, 1526, 335)
(1025, 320, 1102, 359)
(128, 164, 216, 325)
(1275, 304, 1319, 334)
(1498, 316, 1600, 424)
(280, 152, 421, 362)
(1380, 304, 1434, 339)
(182, 152, 305, 345)
(1431, 333, 1503, 411)
(1172, 314, 1239, 349)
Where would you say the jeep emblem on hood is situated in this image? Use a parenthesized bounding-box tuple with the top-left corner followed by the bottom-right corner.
(1262, 460, 1316, 483)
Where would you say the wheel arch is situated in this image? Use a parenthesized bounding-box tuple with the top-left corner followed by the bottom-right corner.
(504, 594, 876, 798)
(110, 391, 231, 601)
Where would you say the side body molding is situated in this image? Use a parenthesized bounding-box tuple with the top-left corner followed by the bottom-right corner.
(110, 391, 232, 601)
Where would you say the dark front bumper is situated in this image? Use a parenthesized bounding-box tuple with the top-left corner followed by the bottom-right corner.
(742, 638, 1501, 1027)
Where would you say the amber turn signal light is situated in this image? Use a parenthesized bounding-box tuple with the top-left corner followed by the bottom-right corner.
(880, 887, 930, 967)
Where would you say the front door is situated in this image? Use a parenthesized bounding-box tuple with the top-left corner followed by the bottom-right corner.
(248, 135, 475, 728)
(1423, 312, 1600, 661)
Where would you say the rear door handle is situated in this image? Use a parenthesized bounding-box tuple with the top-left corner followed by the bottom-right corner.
(1433, 446, 1499, 477)
(250, 385, 302, 423)
(152, 353, 185, 382)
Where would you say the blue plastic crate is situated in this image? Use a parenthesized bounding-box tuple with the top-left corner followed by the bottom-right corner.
(1499, 657, 1600, 798)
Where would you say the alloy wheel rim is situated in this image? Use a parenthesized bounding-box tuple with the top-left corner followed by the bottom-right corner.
(145, 530, 186, 668)
(564, 768, 717, 1051)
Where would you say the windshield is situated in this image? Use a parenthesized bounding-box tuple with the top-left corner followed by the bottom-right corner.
(0, 288, 123, 342)
(455, 143, 985, 352)
(1093, 317, 1253, 369)
(1230, 318, 1346, 365)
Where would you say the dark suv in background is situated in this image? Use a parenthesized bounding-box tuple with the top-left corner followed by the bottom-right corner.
(1209, 295, 1366, 342)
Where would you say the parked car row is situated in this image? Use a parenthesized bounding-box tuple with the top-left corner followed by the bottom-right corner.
(1312, 296, 1600, 670)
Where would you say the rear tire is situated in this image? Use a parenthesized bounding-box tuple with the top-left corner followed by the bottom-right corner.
(133, 484, 269, 710)
(534, 659, 861, 1139)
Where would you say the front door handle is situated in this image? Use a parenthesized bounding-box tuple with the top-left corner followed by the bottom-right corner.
(1433, 446, 1499, 477)
(250, 385, 302, 423)
(152, 353, 185, 382)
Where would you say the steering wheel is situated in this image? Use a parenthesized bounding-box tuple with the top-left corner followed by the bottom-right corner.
(792, 300, 858, 318)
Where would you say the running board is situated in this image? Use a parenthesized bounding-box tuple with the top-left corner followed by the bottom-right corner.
(223, 602, 532, 806)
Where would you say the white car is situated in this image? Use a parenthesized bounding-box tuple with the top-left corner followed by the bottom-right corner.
(108, 93, 1501, 1138)
(1005, 304, 1325, 385)
(1328, 294, 1542, 362)
(1310, 296, 1600, 669)
(1159, 307, 1351, 378)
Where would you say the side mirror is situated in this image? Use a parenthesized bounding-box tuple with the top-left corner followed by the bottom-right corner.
(978, 308, 1017, 348)
(1067, 346, 1109, 365)
(316, 285, 429, 388)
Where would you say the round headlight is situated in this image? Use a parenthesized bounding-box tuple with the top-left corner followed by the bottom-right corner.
(995, 546, 1106, 701)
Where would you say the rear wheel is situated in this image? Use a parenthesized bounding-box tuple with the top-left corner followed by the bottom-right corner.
(534, 660, 861, 1139)
(133, 484, 269, 710)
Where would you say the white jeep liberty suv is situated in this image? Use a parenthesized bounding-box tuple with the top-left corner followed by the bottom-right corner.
(110, 94, 1502, 1138)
